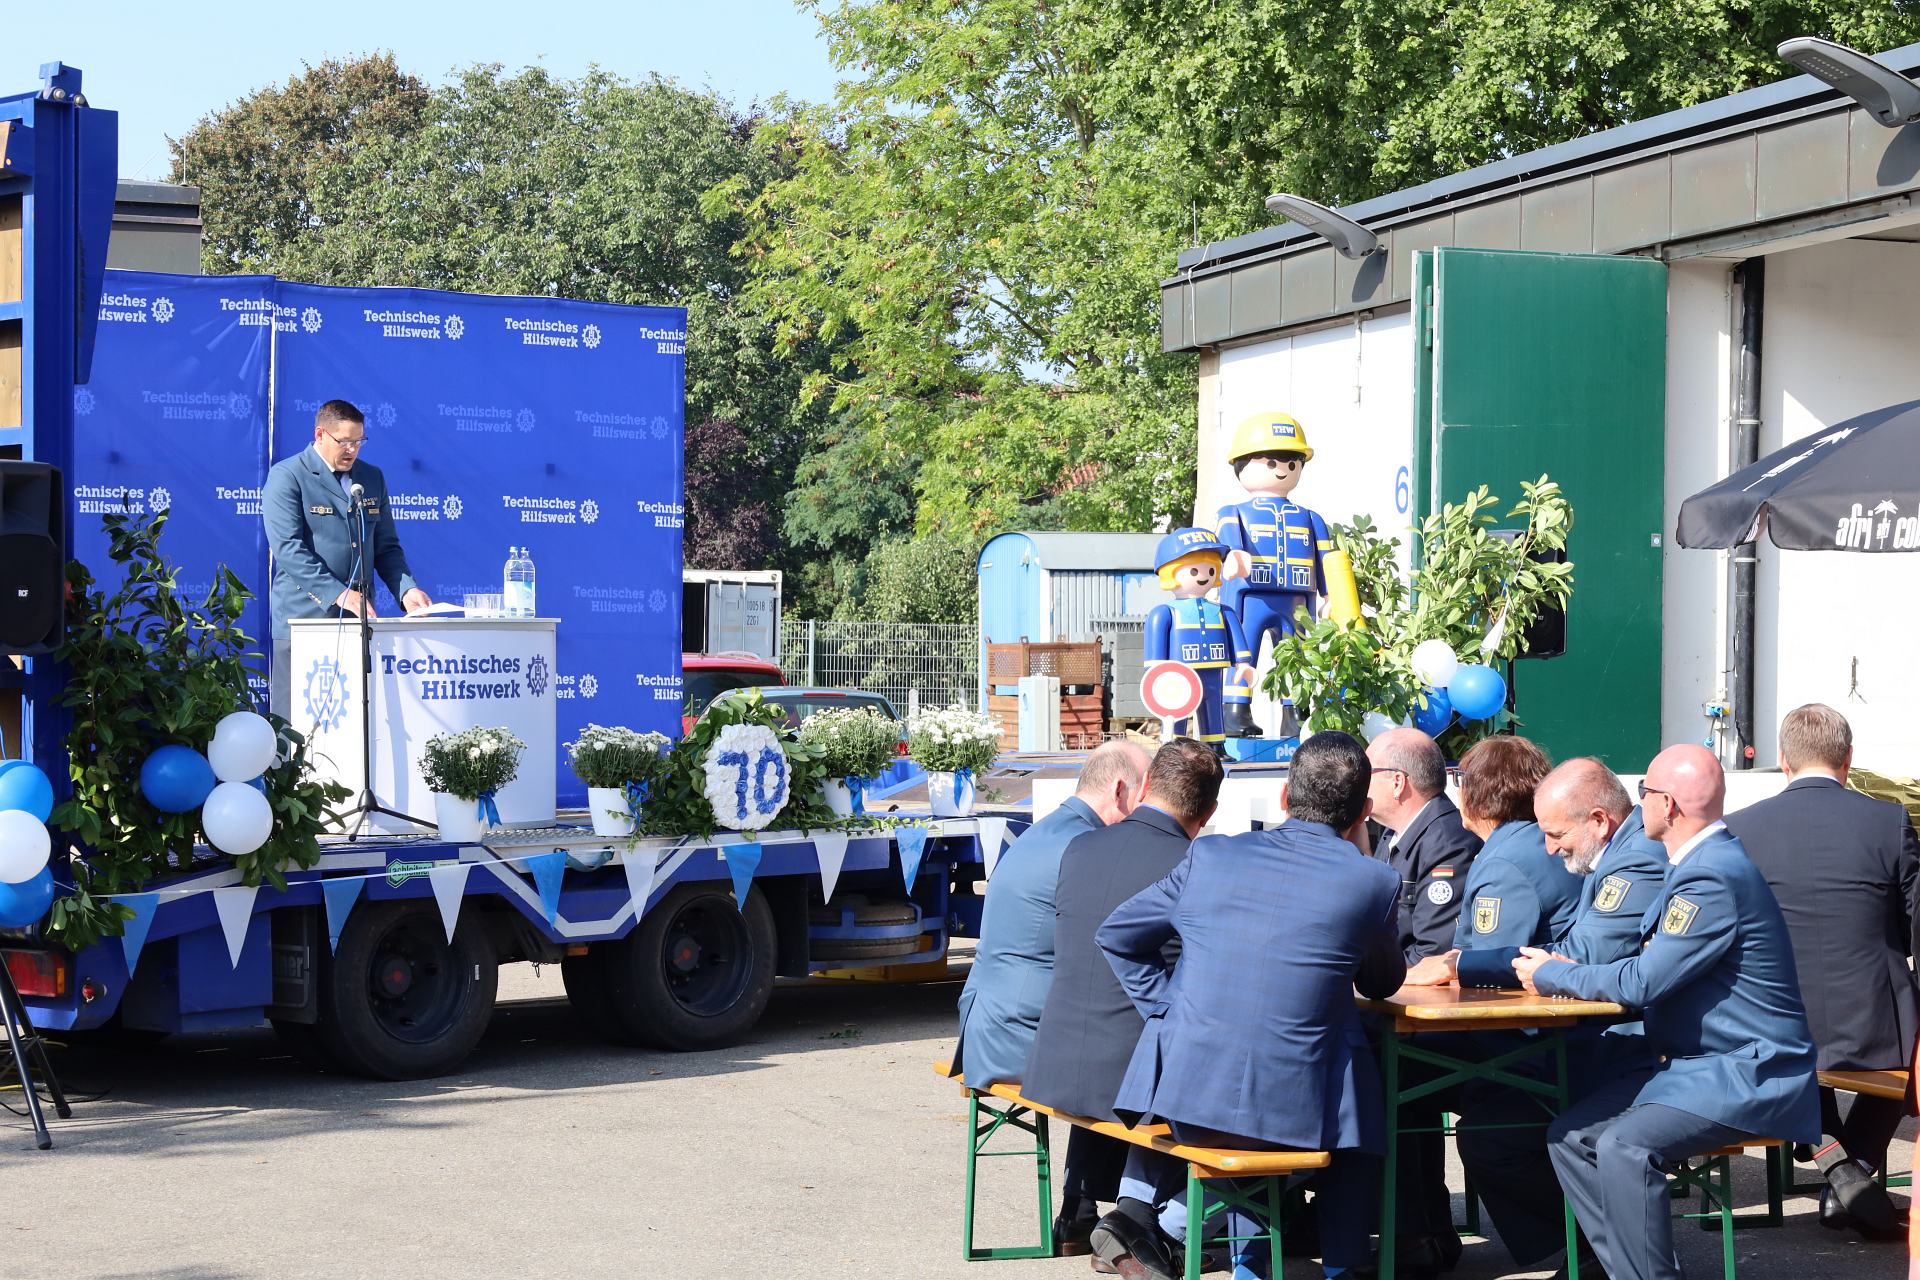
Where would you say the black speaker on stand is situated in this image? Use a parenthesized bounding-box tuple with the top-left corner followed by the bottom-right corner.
(0, 461, 65, 655)
(1489, 531, 1568, 724)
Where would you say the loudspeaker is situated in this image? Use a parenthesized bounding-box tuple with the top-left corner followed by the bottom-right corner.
(0, 462, 64, 655)
(1490, 529, 1566, 660)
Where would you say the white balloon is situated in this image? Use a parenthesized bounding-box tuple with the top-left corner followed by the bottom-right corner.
(208, 712, 278, 784)
(1410, 639, 1460, 688)
(1360, 711, 1398, 742)
(0, 809, 52, 884)
(202, 782, 274, 856)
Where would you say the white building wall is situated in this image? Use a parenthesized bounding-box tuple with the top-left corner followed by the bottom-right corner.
(1754, 238, 1920, 771)
(1661, 262, 1736, 756)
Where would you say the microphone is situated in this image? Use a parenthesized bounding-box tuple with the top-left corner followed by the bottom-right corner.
(348, 482, 366, 507)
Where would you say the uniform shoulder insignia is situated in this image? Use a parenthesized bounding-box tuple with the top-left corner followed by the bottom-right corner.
(1432, 865, 1455, 878)
(1662, 895, 1699, 935)
(1472, 896, 1501, 934)
(1594, 875, 1630, 913)
(1426, 879, 1455, 906)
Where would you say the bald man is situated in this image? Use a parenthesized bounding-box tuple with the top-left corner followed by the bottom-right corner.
(1515, 745, 1819, 1280)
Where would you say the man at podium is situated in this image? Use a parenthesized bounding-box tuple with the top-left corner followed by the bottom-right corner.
(264, 399, 433, 719)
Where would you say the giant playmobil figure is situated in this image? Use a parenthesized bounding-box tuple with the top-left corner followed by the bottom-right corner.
(1144, 528, 1256, 746)
(1215, 412, 1333, 737)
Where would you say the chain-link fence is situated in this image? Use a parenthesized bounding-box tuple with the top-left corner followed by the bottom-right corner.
(779, 620, 979, 715)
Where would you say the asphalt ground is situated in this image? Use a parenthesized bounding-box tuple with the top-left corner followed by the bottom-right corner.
(1, 964, 1910, 1280)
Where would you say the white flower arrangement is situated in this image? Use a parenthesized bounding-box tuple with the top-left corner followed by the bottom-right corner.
(566, 723, 672, 790)
(797, 707, 899, 780)
(702, 721, 790, 831)
(907, 704, 1000, 775)
(420, 726, 526, 800)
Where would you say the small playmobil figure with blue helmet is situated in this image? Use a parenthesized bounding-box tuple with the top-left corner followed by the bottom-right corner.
(1144, 528, 1256, 747)
(1215, 411, 1332, 737)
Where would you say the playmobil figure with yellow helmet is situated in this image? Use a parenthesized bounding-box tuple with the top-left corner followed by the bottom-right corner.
(1144, 528, 1256, 747)
(1215, 411, 1333, 737)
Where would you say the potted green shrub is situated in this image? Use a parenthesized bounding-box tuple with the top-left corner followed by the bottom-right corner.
(566, 725, 672, 837)
(420, 726, 526, 841)
(907, 704, 1000, 817)
(798, 707, 900, 819)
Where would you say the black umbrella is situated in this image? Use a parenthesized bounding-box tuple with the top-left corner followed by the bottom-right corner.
(1677, 398, 1920, 552)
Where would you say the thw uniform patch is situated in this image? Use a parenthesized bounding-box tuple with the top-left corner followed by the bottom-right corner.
(1593, 875, 1631, 913)
(1662, 896, 1700, 936)
(1472, 897, 1502, 934)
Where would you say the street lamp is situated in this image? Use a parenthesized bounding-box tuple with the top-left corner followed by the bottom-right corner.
(1262, 193, 1381, 260)
(1778, 37, 1920, 128)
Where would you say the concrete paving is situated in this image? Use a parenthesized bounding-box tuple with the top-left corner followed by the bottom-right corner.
(2, 966, 1909, 1280)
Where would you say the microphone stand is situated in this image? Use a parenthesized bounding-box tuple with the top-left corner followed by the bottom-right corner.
(343, 484, 429, 839)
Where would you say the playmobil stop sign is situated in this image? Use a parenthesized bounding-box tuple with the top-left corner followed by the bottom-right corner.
(1140, 661, 1204, 722)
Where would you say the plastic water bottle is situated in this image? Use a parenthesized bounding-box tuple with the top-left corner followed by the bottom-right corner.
(504, 546, 536, 618)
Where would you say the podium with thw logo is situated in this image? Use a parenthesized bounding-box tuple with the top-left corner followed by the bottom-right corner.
(289, 616, 558, 832)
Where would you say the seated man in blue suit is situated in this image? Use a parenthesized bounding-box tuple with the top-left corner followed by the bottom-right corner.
(1094, 732, 1405, 1280)
(1516, 745, 1820, 1280)
(948, 739, 1149, 1248)
(1406, 758, 1668, 1273)
(263, 399, 433, 721)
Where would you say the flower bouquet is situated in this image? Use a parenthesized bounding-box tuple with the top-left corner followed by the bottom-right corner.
(907, 704, 999, 817)
(567, 724, 672, 837)
(798, 707, 900, 819)
(421, 725, 526, 841)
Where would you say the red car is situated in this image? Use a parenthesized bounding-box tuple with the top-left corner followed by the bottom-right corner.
(680, 651, 786, 734)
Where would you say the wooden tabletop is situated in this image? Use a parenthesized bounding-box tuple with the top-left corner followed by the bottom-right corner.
(1358, 984, 1627, 1032)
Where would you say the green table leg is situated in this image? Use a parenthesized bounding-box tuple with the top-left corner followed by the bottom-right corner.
(961, 1091, 1054, 1261)
(1380, 1031, 1401, 1280)
(1186, 1167, 1204, 1280)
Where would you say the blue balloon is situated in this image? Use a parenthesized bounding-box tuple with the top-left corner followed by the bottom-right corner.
(0, 866, 54, 928)
(1412, 687, 1454, 737)
(0, 760, 53, 822)
(1447, 664, 1508, 721)
(140, 745, 218, 814)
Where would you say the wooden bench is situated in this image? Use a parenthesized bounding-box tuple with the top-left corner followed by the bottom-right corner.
(935, 1060, 1329, 1277)
(1668, 1140, 1785, 1280)
(1771, 1068, 1913, 1198)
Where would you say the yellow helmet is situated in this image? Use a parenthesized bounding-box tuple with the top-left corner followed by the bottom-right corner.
(1227, 411, 1314, 464)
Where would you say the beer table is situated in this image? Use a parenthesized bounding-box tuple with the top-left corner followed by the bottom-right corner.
(1357, 984, 1628, 1280)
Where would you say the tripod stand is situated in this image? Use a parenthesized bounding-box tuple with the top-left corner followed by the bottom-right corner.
(337, 490, 429, 840)
(0, 962, 70, 1150)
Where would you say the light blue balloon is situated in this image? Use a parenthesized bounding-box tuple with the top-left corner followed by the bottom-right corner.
(140, 745, 218, 814)
(1446, 664, 1508, 722)
(0, 760, 54, 822)
(0, 866, 55, 928)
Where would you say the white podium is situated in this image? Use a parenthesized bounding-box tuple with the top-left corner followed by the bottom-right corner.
(288, 617, 559, 833)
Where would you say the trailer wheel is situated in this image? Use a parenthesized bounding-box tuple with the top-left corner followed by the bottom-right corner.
(599, 881, 776, 1051)
(316, 899, 498, 1079)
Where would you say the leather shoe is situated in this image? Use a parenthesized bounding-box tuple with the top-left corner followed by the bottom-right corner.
(1056, 1202, 1100, 1257)
(1089, 1208, 1179, 1280)
(1825, 1160, 1903, 1239)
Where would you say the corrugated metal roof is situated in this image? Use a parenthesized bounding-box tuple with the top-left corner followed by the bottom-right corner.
(987, 531, 1163, 571)
(1171, 39, 1920, 279)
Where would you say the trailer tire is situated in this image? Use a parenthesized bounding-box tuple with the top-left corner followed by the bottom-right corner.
(316, 899, 498, 1080)
(599, 881, 776, 1051)
(807, 895, 923, 961)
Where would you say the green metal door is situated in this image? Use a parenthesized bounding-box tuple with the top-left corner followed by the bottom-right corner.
(1412, 248, 1667, 768)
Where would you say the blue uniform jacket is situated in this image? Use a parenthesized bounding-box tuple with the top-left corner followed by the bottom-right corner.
(1533, 827, 1821, 1143)
(1452, 819, 1584, 951)
(1098, 821, 1405, 1151)
(264, 445, 420, 638)
(1215, 497, 1331, 597)
(1457, 808, 1668, 987)
(949, 796, 1103, 1087)
(1144, 597, 1252, 670)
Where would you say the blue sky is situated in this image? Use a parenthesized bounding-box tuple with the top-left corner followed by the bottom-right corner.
(13, 1, 844, 180)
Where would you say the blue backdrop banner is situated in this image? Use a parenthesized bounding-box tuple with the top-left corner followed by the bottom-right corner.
(74, 272, 276, 705)
(269, 283, 686, 802)
(75, 272, 685, 806)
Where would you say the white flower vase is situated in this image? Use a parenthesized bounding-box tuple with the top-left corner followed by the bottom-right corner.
(588, 786, 637, 838)
(435, 791, 485, 842)
(821, 777, 857, 820)
(928, 769, 976, 818)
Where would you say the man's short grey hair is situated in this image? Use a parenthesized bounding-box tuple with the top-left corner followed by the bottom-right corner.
(1076, 739, 1148, 799)
(1371, 729, 1445, 796)
(1542, 758, 1631, 822)
(1779, 703, 1851, 773)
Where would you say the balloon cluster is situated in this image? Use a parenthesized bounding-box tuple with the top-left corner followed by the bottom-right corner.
(1359, 640, 1510, 743)
(0, 760, 56, 927)
(139, 712, 279, 857)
